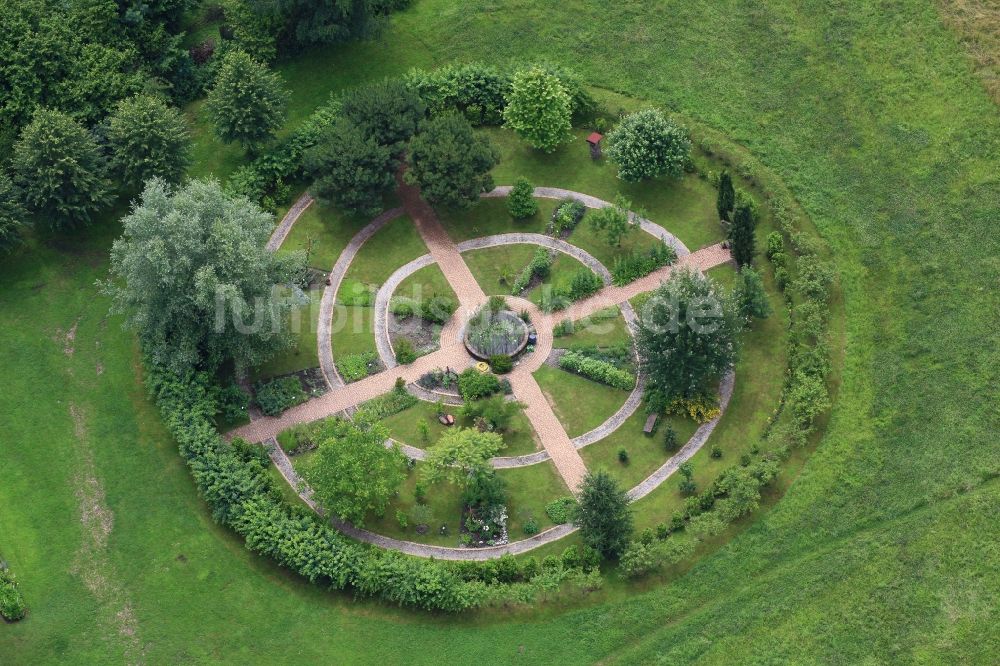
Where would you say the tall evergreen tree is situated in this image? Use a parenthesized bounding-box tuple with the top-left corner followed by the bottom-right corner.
(205, 50, 288, 153)
(734, 265, 772, 321)
(0, 174, 27, 252)
(406, 113, 500, 208)
(107, 94, 192, 189)
(576, 470, 633, 558)
(304, 118, 396, 217)
(506, 177, 538, 219)
(716, 170, 735, 221)
(729, 191, 758, 266)
(341, 79, 426, 154)
(12, 108, 112, 229)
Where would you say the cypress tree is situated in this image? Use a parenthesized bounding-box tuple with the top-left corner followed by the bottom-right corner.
(729, 193, 757, 266)
(716, 170, 735, 221)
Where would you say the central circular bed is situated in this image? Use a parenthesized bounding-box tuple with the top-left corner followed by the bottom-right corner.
(463, 308, 530, 360)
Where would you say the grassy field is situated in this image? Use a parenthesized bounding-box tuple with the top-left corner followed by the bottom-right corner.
(2, 0, 998, 663)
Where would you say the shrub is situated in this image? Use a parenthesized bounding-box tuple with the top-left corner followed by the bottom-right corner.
(338, 351, 378, 382)
(538, 289, 571, 313)
(0, 569, 26, 621)
(568, 269, 603, 300)
(667, 395, 721, 423)
(766, 231, 784, 260)
(457, 368, 502, 400)
(611, 242, 677, 286)
(553, 318, 574, 337)
(403, 62, 511, 126)
(395, 338, 418, 364)
(511, 247, 552, 294)
(254, 376, 306, 416)
(545, 496, 578, 524)
(460, 395, 524, 432)
(558, 351, 635, 390)
(354, 390, 417, 423)
(523, 517, 540, 535)
(663, 425, 678, 451)
(216, 384, 251, 423)
(618, 448, 629, 464)
(550, 199, 586, 235)
(396, 510, 409, 529)
(711, 445, 722, 459)
(489, 354, 513, 374)
(507, 177, 538, 218)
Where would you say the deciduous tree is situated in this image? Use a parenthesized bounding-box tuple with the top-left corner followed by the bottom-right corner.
(422, 427, 505, 487)
(303, 421, 408, 527)
(102, 178, 304, 374)
(605, 109, 690, 182)
(503, 66, 572, 152)
(107, 94, 192, 189)
(0, 174, 27, 252)
(12, 108, 111, 229)
(589, 194, 637, 247)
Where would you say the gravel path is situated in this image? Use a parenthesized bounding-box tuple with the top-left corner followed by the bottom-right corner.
(317, 207, 405, 390)
(266, 194, 314, 251)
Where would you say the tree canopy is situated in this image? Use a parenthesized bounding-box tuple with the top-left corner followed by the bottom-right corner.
(107, 94, 192, 189)
(406, 113, 500, 208)
(576, 470, 633, 558)
(103, 178, 304, 375)
(342, 79, 426, 153)
(0, 174, 27, 252)
(729, 190, 759, 266)
(422, 427, 505, 487)
(305, 118, 396, 216)
(506, 177, 538, 219)
(205, 50, 288, 152)
(503, 66, 573, 152)
(605, 109, 691, 182)
(716, 170, 735, 222)
(303, 420, 408, 527)
(636, 267, 741, 404)
(12, 108, 112, 229)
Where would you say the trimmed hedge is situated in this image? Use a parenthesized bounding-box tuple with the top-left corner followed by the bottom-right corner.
(558, 351, 635, 390)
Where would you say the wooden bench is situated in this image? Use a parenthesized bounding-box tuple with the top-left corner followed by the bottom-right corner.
(643, 413, 658, 436)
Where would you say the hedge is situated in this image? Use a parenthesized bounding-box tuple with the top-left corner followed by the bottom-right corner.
(147, 360, 605, 611)
(558, 351, 635, 390)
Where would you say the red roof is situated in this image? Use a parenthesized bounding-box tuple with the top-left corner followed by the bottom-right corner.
(586, 132, 603, 144)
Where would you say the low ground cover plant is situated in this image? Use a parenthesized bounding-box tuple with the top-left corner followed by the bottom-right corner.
(254, 376, 307, 416)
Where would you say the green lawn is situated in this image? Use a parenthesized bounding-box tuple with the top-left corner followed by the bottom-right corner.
(250, 288, 324, 382)
(437, 197, 557, 241)
(552, 306, 631, 349)
(340, 214, 428, 294)
(4, 0, 999, 662)
(330, 304, 377, 359)
(533, 364, 631, 438)
(393, 263, 456, 303)
(381, 399, 541, 457)
(462, 243, 600, 307)
(485, 127, 725, 252)
(278, 201, 373, 271)
(579, 411, 699, 491)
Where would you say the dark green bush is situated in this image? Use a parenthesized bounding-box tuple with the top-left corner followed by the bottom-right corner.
(611, 242, 677, 286)
(545, 496, 578, 524)
(457, 368, 501, 400)
(395, 338, 417, 364)
(558, 351, 635, 390)
(489, 354, 513, 374)
(568, 269, 603, 300)
(254, 376, 306, 416)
